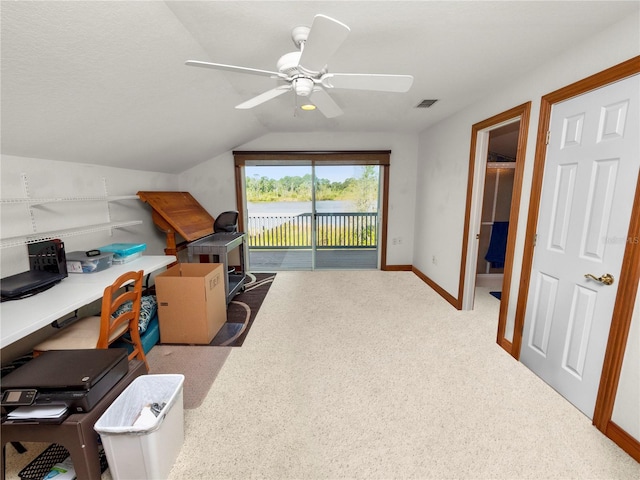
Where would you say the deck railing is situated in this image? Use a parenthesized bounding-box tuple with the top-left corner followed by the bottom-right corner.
(248, 212, 378, 249)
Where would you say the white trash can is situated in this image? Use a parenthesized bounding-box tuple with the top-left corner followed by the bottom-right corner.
(94, 374, 185, 480)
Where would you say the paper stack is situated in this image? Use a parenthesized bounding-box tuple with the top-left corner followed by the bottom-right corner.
(7, 404, 68, 420)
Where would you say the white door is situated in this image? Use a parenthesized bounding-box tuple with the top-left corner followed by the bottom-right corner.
(521, 74, 639, 418)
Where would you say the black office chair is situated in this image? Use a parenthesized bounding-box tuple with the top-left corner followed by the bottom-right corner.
(213, 211, 239, 275)
(214, 211, 239, 233)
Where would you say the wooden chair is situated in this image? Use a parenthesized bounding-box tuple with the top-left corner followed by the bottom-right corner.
(34, 270, 149, 371)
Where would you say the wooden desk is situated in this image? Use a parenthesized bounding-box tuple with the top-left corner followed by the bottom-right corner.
(0, 256, 176, 349)
(1, 359, 146, 480)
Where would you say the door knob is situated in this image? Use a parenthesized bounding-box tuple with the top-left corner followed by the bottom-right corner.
(584, 273, 614, 285)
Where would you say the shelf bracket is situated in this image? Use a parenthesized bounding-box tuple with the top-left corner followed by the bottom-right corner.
(52, 310, 80, 329)
(103, 177, 114, 237)
(21, 173, 38, 236)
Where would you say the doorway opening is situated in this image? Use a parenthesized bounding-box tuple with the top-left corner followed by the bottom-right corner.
(476, 123, 519, 294)
(460, 103, 531, 358)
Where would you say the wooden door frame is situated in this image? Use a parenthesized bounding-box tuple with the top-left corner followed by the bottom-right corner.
(459, 102, 531, 345)
(513, 56, 640, 459)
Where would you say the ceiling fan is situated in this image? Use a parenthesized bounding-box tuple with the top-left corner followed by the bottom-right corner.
(185, 14, 414, 118)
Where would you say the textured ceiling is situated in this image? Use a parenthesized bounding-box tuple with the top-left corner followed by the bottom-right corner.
(1, 1, 638, 173)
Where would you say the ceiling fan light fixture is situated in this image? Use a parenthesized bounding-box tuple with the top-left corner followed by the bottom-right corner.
(301, 103, 316, 111)
(293, 77, 314, 96)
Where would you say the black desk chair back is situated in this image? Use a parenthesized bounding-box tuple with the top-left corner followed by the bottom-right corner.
(214, 211, 239, 233)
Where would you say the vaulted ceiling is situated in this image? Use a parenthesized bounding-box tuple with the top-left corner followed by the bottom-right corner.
(1, 1, 637, 173)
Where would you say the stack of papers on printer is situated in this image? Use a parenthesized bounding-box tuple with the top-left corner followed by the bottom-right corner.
(7, 404, 67, 420)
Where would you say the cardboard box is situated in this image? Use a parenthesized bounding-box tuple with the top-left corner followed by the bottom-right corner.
(155, 263, 226, 344)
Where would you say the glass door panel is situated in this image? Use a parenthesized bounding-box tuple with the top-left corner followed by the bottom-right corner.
(245, 164, 313, 271)
(314, 165, 380, 269)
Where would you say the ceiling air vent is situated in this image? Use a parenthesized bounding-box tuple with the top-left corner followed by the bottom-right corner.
(416, 99, 438, 108)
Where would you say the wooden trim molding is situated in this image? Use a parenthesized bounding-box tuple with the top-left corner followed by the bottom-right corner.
(413, 266, 458, 309)
(383, 265, 412, 271)
(234, 163, 244, 230)
(497, 336, 513, 353)
(511, 96, 553, 359)
(233, 150, 391, 166)
(496, 107, 530, 357)
(593, 172, 640, 431)
(605, 421, 640, 463)
(380, 165, 390, 270)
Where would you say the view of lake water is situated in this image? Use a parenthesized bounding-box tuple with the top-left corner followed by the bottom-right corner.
(248, 200, 358, 215)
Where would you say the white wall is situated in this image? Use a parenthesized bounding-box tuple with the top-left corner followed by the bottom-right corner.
(178, 151, 238, 218)
(415, 15, 639, 302)
(179, 131, 419, 266)
(0, 155, 178, 277)
(414, 15, 639, 441)
(612, 291, 640, 440)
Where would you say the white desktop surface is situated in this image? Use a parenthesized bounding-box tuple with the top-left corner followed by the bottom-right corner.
(0, 255, 176, 349)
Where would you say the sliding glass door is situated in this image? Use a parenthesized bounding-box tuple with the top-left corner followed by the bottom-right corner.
(244, 162, 380, 271)
(236, 151, 389, 270)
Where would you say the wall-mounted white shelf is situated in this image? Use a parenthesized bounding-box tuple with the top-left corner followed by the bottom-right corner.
(0, 220, 143, 249)
(0, 175, 143, 249)
(1, 195, 138, 206)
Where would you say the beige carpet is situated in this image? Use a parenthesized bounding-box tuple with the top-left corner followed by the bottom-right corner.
(146, 345, 232, 409)
(4, 271, 639, 479)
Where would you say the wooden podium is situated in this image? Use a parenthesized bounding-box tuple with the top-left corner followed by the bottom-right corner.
(137, 191, 214, 260)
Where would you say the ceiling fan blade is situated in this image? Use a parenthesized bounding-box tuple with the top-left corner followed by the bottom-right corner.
(298, 15, 350, 74)
(321, 73, 414, 92)
(236, 85, 292, 109)
(185, 60, 286, 79)
(310, 88, 343, 118)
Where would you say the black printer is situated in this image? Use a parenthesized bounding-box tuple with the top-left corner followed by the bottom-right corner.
(1, 349, 129, 414)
